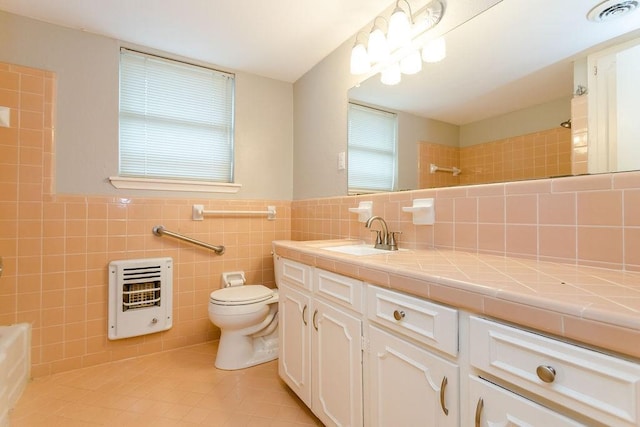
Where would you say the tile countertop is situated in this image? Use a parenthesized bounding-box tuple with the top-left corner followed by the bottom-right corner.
(272, 239, 640, 361)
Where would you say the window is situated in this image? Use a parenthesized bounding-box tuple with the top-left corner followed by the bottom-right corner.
(348, 103, 398, 193)
(112, 49, 237, 192)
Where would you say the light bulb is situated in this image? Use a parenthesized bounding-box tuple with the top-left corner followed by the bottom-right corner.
(422, 36, 446, 63)
(380, 63, 401, 85)
(367, 26, 389, 63)
(350, 43, 371, 75)
(387, 7, 411, 50)
(400, 50, 422, 75)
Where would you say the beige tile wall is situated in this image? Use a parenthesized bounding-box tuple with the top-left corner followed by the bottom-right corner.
(418, 142, 460, 188)
(459, 127, 572, 185)
(0, 62, 291, 377)
(571, 95, 589, 175)
(419, 127, 572, 188)
(292, 172, 640, 271)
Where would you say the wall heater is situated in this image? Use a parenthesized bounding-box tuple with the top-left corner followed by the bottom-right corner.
(108, 257, 173, 340)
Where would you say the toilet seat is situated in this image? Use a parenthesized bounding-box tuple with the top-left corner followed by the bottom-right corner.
(210, 285, 274, 306)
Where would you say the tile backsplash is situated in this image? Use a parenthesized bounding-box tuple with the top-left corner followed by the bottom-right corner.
(292, 171, 640, 272)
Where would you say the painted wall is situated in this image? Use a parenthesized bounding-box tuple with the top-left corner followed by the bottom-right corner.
(0, 9, 295, 377)
(0, 11, 294, 200)
(0, 61, 292, 377)
(397, 110, 459, 190)
(459, 97, 572, 147)
(293, 39, 358, 199)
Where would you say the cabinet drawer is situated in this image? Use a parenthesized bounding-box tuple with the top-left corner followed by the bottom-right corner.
(470, 316, 640, 427)
(367, 285, 458, 357)
(469, 376, 584, 427)
(313, 268, 364, 313)
(275, 257, 312, 290)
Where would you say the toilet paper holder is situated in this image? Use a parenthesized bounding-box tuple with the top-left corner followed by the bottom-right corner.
(221, 271, 246, 287)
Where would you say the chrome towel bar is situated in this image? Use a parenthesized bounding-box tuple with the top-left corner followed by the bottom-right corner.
(152, 225, 225, 255)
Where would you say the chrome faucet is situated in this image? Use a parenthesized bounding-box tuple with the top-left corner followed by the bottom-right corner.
(365, 216, 401, 251)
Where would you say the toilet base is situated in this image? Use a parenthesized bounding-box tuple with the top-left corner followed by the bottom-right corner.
(215, 327, 279, 370)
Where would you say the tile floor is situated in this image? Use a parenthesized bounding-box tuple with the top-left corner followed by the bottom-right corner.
(10, 342, 322, 426)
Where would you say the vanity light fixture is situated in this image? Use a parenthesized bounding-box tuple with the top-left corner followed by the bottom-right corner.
(399, 49, 422, 74)
(388, 0, 414, 50)
(350, 33, 371, 74)
(367, 16, 390, 63)
(349, 0, 446, 85)
(381, 62, 402, 85)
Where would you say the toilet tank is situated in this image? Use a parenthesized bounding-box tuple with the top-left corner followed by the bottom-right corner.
(108, 257, 173, 340)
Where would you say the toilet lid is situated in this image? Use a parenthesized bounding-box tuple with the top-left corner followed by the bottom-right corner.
(209, 285, 274, 305)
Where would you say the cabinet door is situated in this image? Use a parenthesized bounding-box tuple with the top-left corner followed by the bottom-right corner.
(468, 376, 585, 427)
(367, 325, 458, 427)
(312, 299, 363, 427)
(278, 284, 312, 406)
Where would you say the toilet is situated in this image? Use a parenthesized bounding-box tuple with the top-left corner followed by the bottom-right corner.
(208, 272, 279, 370)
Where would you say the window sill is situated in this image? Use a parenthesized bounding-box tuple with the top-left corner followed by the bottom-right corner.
(109, 176, 242, 193)
(348, 188, 392, 195)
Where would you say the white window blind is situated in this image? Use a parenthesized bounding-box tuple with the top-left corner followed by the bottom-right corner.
(348, 103, 397, 192)
(119, 49, 235, 183)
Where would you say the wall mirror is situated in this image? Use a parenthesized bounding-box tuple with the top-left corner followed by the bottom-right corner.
(348, 0, 640, 191)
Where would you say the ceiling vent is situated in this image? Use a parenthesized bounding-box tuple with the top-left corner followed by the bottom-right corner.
(587, 0, 639, 22)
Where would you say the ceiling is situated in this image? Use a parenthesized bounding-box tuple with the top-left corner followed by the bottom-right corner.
(0, 0, 394, 82)
(350, 0, 640, 124)
(2, 0, 640, 125)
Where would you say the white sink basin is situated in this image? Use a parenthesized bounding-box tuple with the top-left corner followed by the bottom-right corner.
(322, 245, 393, 256)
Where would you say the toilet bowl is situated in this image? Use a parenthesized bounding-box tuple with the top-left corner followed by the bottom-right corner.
(208, 284, 279, 370)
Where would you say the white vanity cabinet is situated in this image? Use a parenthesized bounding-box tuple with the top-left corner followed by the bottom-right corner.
(274, 245, 640, 427)
(469, 316, 640, 427)
(365, 284, 460, 427)
(276, 256, 364, 427)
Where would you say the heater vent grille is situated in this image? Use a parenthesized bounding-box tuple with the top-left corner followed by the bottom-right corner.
(108, 257, 173, 339)
(121, 265, 163, 311)
(123, 281, 161, 311)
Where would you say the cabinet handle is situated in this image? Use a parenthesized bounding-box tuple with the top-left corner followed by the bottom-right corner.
(393, 310, 405, 321)
(439, 376, 449, 416)
(302, 304, 308, 325)
(312, 309, 319, 331)
(474, 397, 484, 427)
(536, 365, 556, 383)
